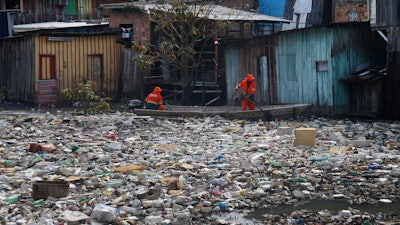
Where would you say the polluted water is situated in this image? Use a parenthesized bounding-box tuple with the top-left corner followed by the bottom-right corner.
(0, 109, 399, 224)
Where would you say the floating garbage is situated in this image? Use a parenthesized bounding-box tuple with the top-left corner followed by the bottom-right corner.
(58, 210, 90, 223)
(32, 180, 70, 199)
(90, 203, 120, 224)
(0, 110, 399, 224)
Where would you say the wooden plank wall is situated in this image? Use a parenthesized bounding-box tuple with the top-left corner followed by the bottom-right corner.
(225, 37, 277, 105)
(374, 0, 400, 27)
(35, 34, 122, 100)
(0, 35, 35, 102)
(385, 26, 400, 119)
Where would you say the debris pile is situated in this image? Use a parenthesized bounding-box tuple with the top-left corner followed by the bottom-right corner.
(0, 110, 399, 224)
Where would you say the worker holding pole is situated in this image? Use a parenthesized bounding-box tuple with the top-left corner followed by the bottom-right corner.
(235, 74, 256, 110)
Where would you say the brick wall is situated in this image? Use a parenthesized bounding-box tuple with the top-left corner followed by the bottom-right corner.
(109, 11, 151, 46)
(106, 0, 258, 45)
(334, 0, 369, 22)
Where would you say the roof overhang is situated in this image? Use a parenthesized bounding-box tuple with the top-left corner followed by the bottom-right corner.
(100, 2, 291, 23)
(13, 21, 109, 33)
(340, 66, 387, 83)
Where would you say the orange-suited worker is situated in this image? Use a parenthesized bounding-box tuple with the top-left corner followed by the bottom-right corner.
(145, 86, 165, 110)
(236, 74, 256, 110)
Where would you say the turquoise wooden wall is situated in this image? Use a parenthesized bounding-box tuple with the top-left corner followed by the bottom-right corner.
(275, 22, 386, 116)
(225, 47, 240, 105)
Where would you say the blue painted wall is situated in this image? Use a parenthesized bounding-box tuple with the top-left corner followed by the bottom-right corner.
(259, 0, 285, 18)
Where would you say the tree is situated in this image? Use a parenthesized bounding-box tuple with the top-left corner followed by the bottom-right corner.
(132, 0, 227, 105)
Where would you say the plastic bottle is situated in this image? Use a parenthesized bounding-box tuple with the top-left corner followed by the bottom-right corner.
(338, 177, 353, 183)
(71, 145, 80, 152)
(212, 189, 222, 196)
(223, 190, 245, 198)
(5, 194, 19, 203)
(144, 215, 163, 224)
(91, 204, 120, 223)
(217, 202, 227, 209)
(105, 179, 127, 188)
(267, 161, 282, 167)
(294, 167, 306, 174)
(293, 177, 308, 183)
(3, 160, 15, 168)
(31, 199, 45, 206)
(368, 165, 383, 170)
(104, 134, 116, 140)
(309, 158, 327, 163)
(210, 177, 229, 187)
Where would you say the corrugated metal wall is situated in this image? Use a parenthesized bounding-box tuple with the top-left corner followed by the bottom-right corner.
(283, 0, 331, 27)
(385, 26, 400, 119)
(81, 0, 93, 19)
(35, 34, 122, 100)
(373, 0, 400, 27)
(371, 0, 400, 119)
(388, 26, 400, 52)
(0, 35, 35, 102)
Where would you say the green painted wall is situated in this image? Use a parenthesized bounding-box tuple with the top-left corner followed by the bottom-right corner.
(65, 0, 77, 16)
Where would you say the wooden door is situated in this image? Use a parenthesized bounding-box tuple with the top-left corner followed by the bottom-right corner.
(37, 55, 57, 105)
(87, 54, 104, 96)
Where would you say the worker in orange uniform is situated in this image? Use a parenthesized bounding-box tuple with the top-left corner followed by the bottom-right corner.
(145, 86, 165, 110)
(236, 74, 256, 110)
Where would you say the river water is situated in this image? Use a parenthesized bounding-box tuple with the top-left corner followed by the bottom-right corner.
(217, 198, 400, 224)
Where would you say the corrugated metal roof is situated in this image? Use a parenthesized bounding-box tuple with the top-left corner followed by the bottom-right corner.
(13, 21, 109, 33)
(100, 2, 291, 23)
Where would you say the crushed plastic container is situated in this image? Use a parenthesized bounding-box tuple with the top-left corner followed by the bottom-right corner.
(90, 203, 120, 223)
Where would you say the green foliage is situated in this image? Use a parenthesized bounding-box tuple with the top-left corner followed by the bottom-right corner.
(132, 1, 227, 105)
(111, 96, 131, 111)
(60, 81, 111, 114)
(110, 96, 143, 111)
(0, 87, 8, 102)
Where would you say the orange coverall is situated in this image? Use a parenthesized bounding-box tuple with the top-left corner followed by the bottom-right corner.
(236, 74, 256, 110)
(145, 86, 164, 110)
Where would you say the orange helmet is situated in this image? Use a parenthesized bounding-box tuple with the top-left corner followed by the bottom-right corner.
(246, 74, 255, 81)
(153, 86, 163, 93)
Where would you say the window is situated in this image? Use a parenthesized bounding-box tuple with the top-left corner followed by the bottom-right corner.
(348, 11, 358, 22)
(5, 0, 20, 10)
(119, 24, 134, 46)
(39, 55, 56, 80)
(316, 61, 328, 72)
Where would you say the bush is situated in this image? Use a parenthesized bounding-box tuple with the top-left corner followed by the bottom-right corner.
(60, 81, 111, 114)
(0, 87, 8, 102)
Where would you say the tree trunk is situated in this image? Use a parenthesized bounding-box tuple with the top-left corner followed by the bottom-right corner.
(181, 75, 193, 105)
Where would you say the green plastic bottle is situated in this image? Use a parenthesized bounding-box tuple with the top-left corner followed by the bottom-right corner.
(105, 179, 127, 188)
(267, 161, 283, 167)
(31, 199, 45, 206)
(293, 177, 308, 183)
(71, 145, 80, 152)
(5, 194, 19, 203)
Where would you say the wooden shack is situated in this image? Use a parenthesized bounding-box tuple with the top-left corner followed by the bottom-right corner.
(0, 22, 122, 105)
